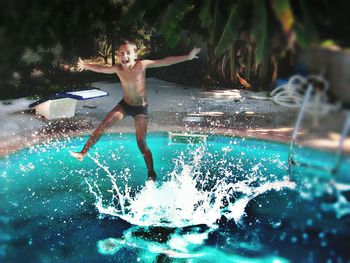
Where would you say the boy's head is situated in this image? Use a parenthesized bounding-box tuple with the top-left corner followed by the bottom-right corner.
(117, 41, 138, 68)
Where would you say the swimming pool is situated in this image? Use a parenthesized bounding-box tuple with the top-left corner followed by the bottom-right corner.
(1, 132, 349, 262)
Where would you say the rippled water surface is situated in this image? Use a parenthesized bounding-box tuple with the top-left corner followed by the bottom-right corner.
(1, 133, 349, 262)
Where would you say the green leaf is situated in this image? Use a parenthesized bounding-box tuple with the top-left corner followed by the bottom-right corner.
(209, 0, 224, 45)
(271, 0, 294, 33)
(199, 0, 213, 29)
(159, 0, 193, 46)
(272, 0, 290, 15)
(215, 0, 244, 57)
(251, 0, 268, 64)
(120, 0, 158, 25)
(294, 0, 319, 48)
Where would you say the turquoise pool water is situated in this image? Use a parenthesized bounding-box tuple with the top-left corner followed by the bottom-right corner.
(1, 132, 349, 262)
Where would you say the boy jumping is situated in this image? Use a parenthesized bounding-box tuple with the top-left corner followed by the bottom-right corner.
(70, 41, 201, 181)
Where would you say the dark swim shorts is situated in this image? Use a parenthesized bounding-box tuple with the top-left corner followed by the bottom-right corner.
(118, 99, 148, 117)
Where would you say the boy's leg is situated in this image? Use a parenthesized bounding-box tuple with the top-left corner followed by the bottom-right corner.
(134, 114, 156, 181)
(70, 105, 125, 161)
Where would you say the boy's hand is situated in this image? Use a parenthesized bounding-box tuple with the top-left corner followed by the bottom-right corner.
(77, 57, 87, 71)
(187, 47, 201, 60)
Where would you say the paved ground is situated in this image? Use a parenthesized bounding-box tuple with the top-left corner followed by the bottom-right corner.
(0, 78, 349, 156)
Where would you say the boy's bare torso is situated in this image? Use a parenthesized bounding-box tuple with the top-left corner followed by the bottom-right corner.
(77, 44, 200, 107)
(115, 61, 147, 106)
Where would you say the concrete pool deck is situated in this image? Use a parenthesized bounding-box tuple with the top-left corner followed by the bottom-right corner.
(0, 78, 349, 156)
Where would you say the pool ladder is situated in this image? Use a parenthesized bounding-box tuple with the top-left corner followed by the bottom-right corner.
(288, 84, 349, 175)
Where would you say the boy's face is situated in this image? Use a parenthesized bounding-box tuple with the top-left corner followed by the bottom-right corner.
(118, 44, 137, 68)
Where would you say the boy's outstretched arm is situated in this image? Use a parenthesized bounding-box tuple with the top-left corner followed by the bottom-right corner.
(77, 57, 117, 74)
(143, 47, 201, 68)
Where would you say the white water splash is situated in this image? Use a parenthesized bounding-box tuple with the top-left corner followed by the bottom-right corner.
(86, 148, 296, 228)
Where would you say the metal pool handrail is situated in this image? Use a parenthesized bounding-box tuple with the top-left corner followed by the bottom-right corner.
(288, 84, 314, 167)
(288, 79, 349, 175)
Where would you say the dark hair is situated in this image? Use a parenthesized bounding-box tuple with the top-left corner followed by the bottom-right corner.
(117, 40, 137, 52)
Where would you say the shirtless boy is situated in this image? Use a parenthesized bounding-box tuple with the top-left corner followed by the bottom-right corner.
(70, 41, 200, 181)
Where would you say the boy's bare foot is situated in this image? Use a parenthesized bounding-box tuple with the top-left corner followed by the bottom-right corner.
(70, 151, 85, 161)
(148, 170, 157, 181)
